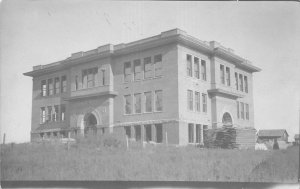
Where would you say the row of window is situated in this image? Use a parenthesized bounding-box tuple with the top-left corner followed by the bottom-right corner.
(40, 104, 66, 124)
(186, 54, 207, 81)
(235, 72, 248, 93)
(220, 64, 231, 86)
(124, 54, 162, 82)
(124, 124, 163, 143)
(41, 76, 67, 97)
(187, 90, 207, 113)
(75, 67, 107, 90)
(124, 90, 163, 115)
(188, 123, 208, 144)
(236, 101, 249, 120)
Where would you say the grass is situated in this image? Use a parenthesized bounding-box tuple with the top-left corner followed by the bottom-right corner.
(1, 134, 299, 182)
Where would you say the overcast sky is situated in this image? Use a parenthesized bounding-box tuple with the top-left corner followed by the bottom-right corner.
(1, 0, 299, 143)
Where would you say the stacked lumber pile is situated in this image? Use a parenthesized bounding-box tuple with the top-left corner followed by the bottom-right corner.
(203, 126, 256, 149)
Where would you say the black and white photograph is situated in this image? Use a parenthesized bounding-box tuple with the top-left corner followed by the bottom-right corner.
(0, 0, 299, 188)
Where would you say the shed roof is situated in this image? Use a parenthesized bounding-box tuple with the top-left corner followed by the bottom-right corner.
(257, 129, 288, 137)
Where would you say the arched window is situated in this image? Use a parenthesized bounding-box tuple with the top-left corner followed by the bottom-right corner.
(222, 112, 233, 126)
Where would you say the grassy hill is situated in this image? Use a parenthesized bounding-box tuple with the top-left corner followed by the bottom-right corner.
(1, 134, 299, 182)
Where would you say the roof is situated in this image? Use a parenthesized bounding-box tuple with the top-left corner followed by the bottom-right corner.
(24, 28, 261, 77)
(295, 134, 299, 139)
(257, 129, 289, 137)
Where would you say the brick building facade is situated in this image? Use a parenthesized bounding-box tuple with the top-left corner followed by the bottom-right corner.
(24, 28, 261, 146)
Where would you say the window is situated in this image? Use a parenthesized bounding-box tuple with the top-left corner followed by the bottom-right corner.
(240, 102, 244, 119)
(235, 72, 238, 90)
(246, 104, 249, 120)
(125, 126, 131, 138)
(202, 93, 207, 113)
(124, 62, 132, 82)
(124, 95, 132, 114)
(145, 91, 152, 112)
(144, 57, 153, 79)
(155, 124, 163, 143)
(187, 90, 193, 111)
(154, 54, 162, 77)
(194, 57, 200, 79)
(187, 54, 192, 77)
(134, 93, 142, 114)
(55, 77, 60, 94)
(47, 106, 52, 122)
(239, 74, 243, 92)
(61, 104, 66, 121)
(87, 68, 97, 88)
(134, 59, 142, 80)
(135, 125, 141, 141)
(237, 101, 240, 119)
(188, 123, 194, 143)
(53, 105, 59, 121)
(244, 76, 248, 93)
(40, 107, 46, 124)
(220, 65, 225, 84)
(145, 124, 152, 142)
(101, 69, 106, 85)
(82, 70, 87, 88)
(195, 92, 200, 112)
(48, 79, 54, 95)
(75, 76, 78, 90)
(155, 90, 163, 111)
(41, 80, 47, 96)
(226, 67, 230, 86)
(61, 76, 67, 93)
(196, 124, 201, 143)
(201, 60, 207, 81)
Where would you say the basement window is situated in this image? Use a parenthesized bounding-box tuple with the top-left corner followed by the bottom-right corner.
(188, 123, 194, 143)
(125, 126, 131, 139)
(196, 124, 201, 143)
(145, 124, 152, 142)
(134, 125, 141, 141)
(155, 124, 163, 143)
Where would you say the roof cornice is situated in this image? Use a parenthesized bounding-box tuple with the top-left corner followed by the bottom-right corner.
(24, 28, 261, 77)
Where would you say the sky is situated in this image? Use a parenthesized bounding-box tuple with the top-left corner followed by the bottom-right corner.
(0, 0, 299, 143)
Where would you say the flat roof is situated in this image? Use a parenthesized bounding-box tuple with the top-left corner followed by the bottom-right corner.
(24, 28, 261, 77)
